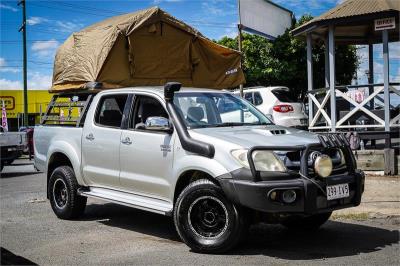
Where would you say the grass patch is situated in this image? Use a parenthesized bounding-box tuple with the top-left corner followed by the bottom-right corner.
(331, 212, 369, 221)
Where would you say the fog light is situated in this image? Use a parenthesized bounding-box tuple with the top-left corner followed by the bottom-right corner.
(282, 190, 297, 204)
(314, 155, 333, 178)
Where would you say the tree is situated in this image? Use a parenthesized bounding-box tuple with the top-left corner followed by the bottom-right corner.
(215, 15, 359, 99)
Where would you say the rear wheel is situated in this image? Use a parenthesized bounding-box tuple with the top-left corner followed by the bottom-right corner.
(174, 179, 246, 253)
(49, 166, 87, 219)
(281, 212, 332, 231)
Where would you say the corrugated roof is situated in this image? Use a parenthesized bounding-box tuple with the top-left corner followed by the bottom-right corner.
(293, 0, 400, 35)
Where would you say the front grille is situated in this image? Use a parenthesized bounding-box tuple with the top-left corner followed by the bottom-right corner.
(277, 147, 348, 177)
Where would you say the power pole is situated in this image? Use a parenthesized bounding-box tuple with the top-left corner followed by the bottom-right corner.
(237, 0, 243, 98)
(18, 0, 28, 127)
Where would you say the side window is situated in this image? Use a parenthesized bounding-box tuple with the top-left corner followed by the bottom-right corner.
(244, 92, 253, 104)
(131, 95, 168, 130)
(95, 94, 128, 128)
(253, 92, 263, 106)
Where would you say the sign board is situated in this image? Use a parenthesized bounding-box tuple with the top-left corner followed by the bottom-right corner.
(239, 0, 293, 40)
(0, 96, 15, 110)
(374, 17, 396, 31)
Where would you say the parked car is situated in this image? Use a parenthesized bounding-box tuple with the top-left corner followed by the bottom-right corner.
(0, 127, 27, 171)
(34, 83, 364, 253)
(234, 86, 308, 129)
(19, 126, 34, 158)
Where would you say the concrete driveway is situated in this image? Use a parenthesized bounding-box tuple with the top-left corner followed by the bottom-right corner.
(1, 159, 399, 265)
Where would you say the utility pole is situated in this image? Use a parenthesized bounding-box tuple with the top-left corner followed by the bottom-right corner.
(237, 0, 243, 98)
(18, 0, 28, 127)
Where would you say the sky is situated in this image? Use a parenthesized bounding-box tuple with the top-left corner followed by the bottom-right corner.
(0, 0, 399, 91)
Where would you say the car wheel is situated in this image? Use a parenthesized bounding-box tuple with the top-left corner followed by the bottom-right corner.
(281, 211, 332, 231)
(49, 166, 87, 219)
(174, 179, 246, 253)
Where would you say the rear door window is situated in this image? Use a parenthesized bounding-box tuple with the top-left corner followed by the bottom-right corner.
(95, 94, 128, 128)
(253, 92, 263, 106)
(272, 89, 296, 103)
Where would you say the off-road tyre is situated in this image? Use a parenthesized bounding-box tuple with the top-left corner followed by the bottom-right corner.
(281, 211, 332, 231)
(49, 166, 87, 219)
(174, 179, 246, 253)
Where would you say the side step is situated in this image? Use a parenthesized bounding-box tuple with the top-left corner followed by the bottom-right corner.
(78, 187, 173, 216)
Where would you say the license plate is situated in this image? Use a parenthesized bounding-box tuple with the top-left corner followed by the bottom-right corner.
(326, 183, 349, 200)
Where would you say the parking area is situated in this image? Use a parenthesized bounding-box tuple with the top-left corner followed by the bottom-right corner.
(1, 159, 399, 265)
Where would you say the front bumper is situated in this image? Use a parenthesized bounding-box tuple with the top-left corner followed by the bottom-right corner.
(218, 170, 364, 214)
(1, 146, 24, 163)
(218, 133, 364, 214)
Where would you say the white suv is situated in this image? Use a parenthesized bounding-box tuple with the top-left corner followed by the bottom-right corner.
(234, 86, 308, 129)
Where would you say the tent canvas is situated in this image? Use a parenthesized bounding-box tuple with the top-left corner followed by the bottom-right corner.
(51, 7, 245, 92)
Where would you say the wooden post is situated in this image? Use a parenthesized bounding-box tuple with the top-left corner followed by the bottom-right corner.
(328, 25, 336, 132)
(382, 30, 390, 134)
(368, 44, 374, 109)
(324, 35, 329, 88)
(307, 33, 313, 127)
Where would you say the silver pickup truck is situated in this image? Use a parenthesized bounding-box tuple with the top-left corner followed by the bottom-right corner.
(1, 128, 27, 171)
(34, 83, 364, 253)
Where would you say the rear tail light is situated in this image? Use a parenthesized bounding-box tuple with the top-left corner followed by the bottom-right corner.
(273, 104, 293, 113)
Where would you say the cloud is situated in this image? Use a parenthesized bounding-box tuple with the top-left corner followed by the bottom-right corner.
(27, 72, 52, 90)
(202, 0, 236, 17)
(0, 72, 52, 90)
(27, 16, 48, 26)
(0, 79, 22, 90)
(0, 4, 18, 12)
(153, 0, 182, 4)
(219, 27, 238, 39)
(31, 39, 59, 57)
(55, 21, 84, 33)
(0, 57, 21, 73)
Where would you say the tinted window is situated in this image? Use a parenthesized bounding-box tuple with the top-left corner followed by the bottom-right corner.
(131, 95, 168, 129)
(272, 89, 296, 102)
(244, 92, 253, 103)
(95, 94, 128, 128)
(253, 92, 263, 105)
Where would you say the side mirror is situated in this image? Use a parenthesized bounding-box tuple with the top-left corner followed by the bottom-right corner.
(145, 117, 173, 133)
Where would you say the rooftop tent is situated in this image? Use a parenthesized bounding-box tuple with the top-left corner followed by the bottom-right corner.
(51, 7, 245, 92)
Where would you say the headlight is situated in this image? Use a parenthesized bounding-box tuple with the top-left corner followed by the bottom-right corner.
(231, 149, 286, 172)
(314, 155, 333, 178)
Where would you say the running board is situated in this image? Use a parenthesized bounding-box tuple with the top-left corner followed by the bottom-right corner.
(78, 187, 173, 216)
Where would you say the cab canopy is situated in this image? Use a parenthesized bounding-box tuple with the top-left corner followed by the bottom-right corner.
(51, 7, 245, 92)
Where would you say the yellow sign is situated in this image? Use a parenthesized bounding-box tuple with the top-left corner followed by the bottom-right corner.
(0, 90, 53, 118)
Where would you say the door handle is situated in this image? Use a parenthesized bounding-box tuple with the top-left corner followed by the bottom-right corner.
(86, 133, 95, 141)
(121, 137, 132, 145)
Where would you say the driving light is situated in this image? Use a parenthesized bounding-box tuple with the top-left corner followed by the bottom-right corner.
(231, 149, 286, 172)
(314, 155, 333, 178)
(282, 190, 297, 204)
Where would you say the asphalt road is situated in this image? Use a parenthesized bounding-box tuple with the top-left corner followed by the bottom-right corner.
(1, 159, 399, 265)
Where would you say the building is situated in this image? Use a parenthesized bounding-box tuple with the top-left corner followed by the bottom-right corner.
(0, 90, 53, 131)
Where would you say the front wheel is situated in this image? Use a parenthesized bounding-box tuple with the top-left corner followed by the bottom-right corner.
(49, 166, 87, 219)
(174, 179, 246, 253)
(281, 212, 332, 231)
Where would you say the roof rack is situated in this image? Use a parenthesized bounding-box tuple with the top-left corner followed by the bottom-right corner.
(41, 91, 96, 127)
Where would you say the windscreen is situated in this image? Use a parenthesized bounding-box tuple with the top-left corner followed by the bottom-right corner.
(173, 92, 273, 128)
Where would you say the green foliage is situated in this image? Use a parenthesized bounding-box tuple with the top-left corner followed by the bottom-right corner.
(215, 15, 359, 99)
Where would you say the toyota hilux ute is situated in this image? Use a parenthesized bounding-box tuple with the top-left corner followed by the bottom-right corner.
(34, 83, 364, 253)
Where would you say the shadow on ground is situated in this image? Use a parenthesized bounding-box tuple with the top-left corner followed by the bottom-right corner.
(0, 172, 41, 179)
(82, 203, 399, 259)
(82, 203, 180, 242)
(0, 247, 37, 265)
